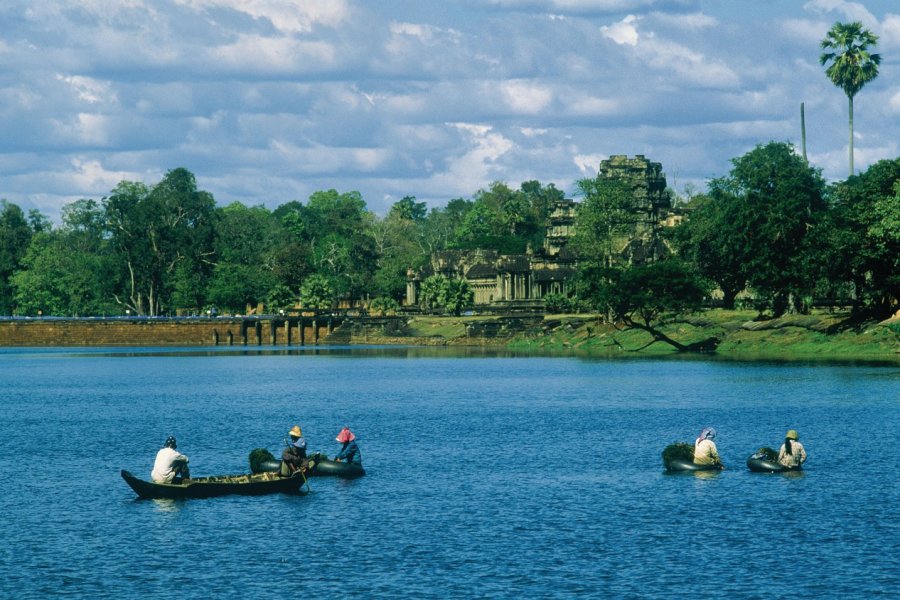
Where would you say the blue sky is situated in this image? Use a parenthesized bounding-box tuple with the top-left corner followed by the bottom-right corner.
(1, 0, 897, 222)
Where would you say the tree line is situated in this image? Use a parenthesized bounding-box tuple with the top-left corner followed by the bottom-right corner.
(0, 169, 565, 317)
(571, 143, 898, 352)
(1, 142, 896, 323)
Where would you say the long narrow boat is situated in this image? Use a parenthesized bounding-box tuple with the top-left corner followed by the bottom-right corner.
(121, 469, 307, 499)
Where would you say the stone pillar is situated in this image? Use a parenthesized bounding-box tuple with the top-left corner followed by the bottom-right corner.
(284, 320, 292, 346)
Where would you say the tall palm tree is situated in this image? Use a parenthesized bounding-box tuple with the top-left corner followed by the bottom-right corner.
(820, 22, 881, 177)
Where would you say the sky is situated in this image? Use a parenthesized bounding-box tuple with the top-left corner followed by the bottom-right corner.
(1, 0, 898, 223)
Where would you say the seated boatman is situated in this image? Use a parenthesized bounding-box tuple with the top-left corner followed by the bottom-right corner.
(280, 425, 308, 476)
(151, 436, 191, 484)
(333, 426, 361, 464)
(693, 427, 724, 468)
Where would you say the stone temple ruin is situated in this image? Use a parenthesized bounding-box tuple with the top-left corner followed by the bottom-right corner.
(406, 155, 675, 309)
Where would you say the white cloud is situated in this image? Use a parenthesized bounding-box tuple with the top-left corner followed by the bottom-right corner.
(500, 80, 553, 114)
(486, 0, 658, 12)
(174, 0, 350, 33)
(601, 14, 640, 46)
(68, 157, 140, 191)
(573, 153, 606, 175)
(1, 0, 898, 221)
(436, 123, 515, 192)
(389, 22, 460, 44)
(213, 35, 336, 73)
(521, 127, 548, 137)
(600, 14, 738, 88)
(889, 91, 900, 114)
(650, 11, 718, 30)
(56, 75, 117, 105)
(881, 14, 900, 49)
(51, 114, 112, 146)
(566, 95, 620, 116)
(781, 18, 829, 45)
(803, 0, 878, 28)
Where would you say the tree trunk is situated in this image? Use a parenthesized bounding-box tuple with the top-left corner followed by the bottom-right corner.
(721, 287, 738, 310)
(848, 94, 854, 177)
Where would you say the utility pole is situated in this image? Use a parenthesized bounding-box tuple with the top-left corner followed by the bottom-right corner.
(801, 102, 807, 163)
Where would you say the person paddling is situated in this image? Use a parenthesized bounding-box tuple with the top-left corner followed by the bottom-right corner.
(693, 427, 724, 469)
(280, 425, 308, 476)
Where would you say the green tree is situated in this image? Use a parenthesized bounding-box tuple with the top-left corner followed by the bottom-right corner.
(299, 273, 335, 309)
(671, 193, 747, 309)
(368, 296, 401, 315)
(205, 202, 280, 313)
(712, 142, 826, 316)
(439, 277, 474, 316)
(12, 200, 118, 316)
(103, 169, 217, 316)
(418, 274, 473, 315)
(0, 200, 34, 314)
(265, 284, 298, 313)
(570, 178, 638, 269)
(593, 260, 715, 352)
(820, 21, 881, 176)
(369, 197, 432, 301)
(291, 190, 377, 305)
(820, 159, 900, 316)
(388, 196, 427, 222)
(419, 274, 445, 311)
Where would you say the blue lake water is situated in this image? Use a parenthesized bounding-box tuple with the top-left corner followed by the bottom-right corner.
(0, 346, 898, 599)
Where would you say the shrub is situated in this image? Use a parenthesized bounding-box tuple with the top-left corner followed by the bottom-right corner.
(369, 296, 400, 315)
(661, 442, 695, 468)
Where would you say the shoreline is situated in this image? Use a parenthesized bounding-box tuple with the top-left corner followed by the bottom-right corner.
(2, 310, 897, 363)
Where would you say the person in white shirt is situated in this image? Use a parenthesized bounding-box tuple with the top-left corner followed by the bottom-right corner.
(151, 436, 190, 483)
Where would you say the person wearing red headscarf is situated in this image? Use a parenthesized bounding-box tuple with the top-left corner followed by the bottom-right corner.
(334, 426, 361, 464)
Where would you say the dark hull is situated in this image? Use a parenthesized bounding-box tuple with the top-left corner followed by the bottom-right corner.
(746, 457, 802, 473)
(121, 469, 306, 499)
(311, 457, 365, 479)
(253, 454, 365, 479)
(665, 458, 723, 472)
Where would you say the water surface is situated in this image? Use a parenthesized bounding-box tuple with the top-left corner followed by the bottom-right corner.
(0, 347, 897, 598)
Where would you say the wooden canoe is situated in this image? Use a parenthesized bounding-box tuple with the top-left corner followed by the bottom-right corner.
(121, 469, 307, 499)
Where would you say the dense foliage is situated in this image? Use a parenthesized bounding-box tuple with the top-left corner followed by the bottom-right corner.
(0, 146, 897, 321)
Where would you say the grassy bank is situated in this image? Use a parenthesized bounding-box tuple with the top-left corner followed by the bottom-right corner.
(363, 310, 900, 361)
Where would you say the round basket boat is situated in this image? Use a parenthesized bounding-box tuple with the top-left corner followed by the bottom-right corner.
(746, 455, 801, 473)
(249, 450, 365, 479)
(665, 458, 723, 472)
